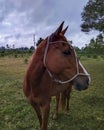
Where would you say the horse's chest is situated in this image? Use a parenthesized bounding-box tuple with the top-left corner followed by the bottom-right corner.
(50, 83, 68, 96)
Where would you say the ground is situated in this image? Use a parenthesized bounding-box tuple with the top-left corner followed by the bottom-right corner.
(0, 56, 104, 130)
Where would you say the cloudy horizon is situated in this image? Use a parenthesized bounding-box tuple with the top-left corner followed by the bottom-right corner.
(0, 0, 98, 48)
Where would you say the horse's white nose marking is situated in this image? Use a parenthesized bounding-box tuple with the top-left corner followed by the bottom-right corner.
(79, 61, 91, 84)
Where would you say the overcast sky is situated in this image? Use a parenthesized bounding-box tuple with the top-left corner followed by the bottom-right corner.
(0, 0, 98, 48)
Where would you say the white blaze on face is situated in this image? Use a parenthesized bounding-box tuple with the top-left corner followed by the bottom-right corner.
(79, 61, 91, 84)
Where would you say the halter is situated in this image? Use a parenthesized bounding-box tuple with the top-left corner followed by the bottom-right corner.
(43, 36, 90, 84)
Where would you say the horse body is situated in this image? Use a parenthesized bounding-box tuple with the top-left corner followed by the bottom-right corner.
(23, 58, 70, 130)
(23, 22, 90, 130)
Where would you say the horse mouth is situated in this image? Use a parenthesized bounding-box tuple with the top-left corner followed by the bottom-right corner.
(74, 83, 89, 91)
(73, 79, 89, 91)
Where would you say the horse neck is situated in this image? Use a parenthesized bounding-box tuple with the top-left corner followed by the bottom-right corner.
(26, 39, 51, 87)
(32, 39, 47, 61)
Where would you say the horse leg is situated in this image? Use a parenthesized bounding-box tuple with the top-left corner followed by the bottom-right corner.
(61, 91, 66, 111)
(66, 91, 70, 112)
(53, 93, 60, 119)
(40, 101, 50, 130)
(30, 100, 42, 127)
(65, 88, 72, 112)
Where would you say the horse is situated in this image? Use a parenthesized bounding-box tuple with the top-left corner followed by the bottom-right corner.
(53, 84, 72, 119)
(23, 21, 91, 130)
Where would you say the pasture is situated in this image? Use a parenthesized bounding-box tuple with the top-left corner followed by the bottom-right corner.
(0, 56, 104, 130)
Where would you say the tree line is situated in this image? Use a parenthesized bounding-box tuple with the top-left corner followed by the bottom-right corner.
(82, 33, 104, 55)
(0, 45, 35, 57)
(0, 33, 103, 58)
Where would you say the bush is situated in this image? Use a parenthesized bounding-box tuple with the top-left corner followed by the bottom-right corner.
(100, 55, 104, 60)
(93, 54, 98, 59)
(87, 54, 91, 58)
(0, 53, 5, 57)
(14, 54, 18, 58)
(24, 58, 28, 64)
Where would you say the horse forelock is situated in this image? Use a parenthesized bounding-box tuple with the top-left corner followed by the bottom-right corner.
(49, 32, 67, 43)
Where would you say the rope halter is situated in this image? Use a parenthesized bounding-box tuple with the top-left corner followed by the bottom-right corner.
(43, 36, 91, 84)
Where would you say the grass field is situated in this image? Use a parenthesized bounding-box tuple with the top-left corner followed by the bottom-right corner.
(0, 57, 104, 130)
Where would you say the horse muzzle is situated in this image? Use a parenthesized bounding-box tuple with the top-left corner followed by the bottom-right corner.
(73, 75, 91, 91)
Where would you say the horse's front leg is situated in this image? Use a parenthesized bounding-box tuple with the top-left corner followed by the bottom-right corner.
(29, 99, 42, 127)
(65, 88, 72, 112)
(41, 101, 50, 130)
(66, 92, 70, 112)
(53, 94, 60, 119)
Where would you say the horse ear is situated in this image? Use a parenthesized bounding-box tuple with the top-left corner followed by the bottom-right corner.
(61, 26, 68, 35)
(54, 21, 64, 36)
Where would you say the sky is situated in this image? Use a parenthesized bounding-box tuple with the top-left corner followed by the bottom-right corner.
(0, 0, 98, 48)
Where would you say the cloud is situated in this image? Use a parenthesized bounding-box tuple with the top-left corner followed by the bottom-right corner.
(0, 0, 98, 48)
(68, 31, 99, 48)
(0, 0, 15, 22)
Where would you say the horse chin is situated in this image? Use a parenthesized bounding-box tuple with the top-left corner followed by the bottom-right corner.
(74, 83, 88, 91)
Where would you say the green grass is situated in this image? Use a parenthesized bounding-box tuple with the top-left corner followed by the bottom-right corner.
(0, 57, 104, 130)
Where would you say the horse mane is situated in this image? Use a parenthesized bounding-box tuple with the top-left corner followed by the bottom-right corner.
(25, 39, 48, 91)
(31, 38, 47, 63)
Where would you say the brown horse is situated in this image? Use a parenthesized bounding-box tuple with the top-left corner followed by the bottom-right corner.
(23, 21, 91, 130)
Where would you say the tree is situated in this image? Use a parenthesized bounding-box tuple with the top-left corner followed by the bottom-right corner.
(89, 38, 95, 48)
(96, 33, 104, 45)
(95, 33, 104, 53)
(13, 44, 15, 49)
(30, 46, 35, 51)
(6, 44, 10, 49)
(81, 0, 104, 33)
(83, 33, 104, 54)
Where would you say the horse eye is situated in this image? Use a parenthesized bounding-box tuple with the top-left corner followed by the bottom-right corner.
(62, 50, 71, 56)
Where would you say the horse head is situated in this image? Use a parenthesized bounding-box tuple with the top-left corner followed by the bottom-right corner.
(43, 21, 91, 91)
